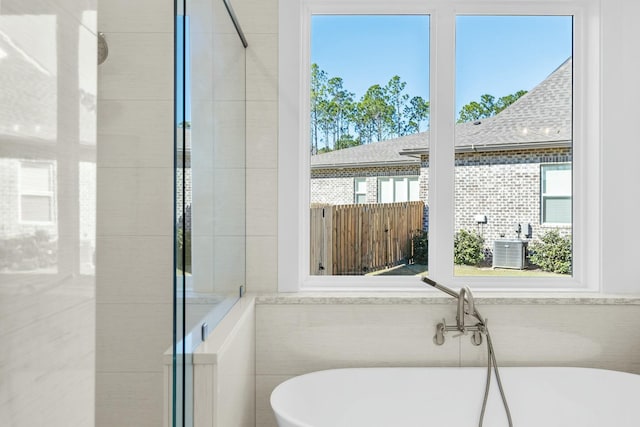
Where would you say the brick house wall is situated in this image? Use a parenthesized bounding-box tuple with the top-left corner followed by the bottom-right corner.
(311, 147, 572, 253)
(311, 165, 420, 205)
(453, 147, 572, 247)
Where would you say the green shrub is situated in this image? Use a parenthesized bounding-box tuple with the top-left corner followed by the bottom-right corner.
(411, 231, 428, 265)
(454, 229, 485, 265)
(529, 230, 572, 274)
(176, 228, 192, 273)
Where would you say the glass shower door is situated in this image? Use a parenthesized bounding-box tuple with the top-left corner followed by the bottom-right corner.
(174, 0, 247, 425)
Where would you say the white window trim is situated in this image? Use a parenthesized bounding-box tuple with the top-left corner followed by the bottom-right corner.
(354, 177, 367, 204)
(279, 0, 601, 292)
(540, 163, 573, 226)
(18, 161, 56, 225)
(377, 176, 419, 203)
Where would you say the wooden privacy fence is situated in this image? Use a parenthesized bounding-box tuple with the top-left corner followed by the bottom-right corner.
(310, 202, 424, 275)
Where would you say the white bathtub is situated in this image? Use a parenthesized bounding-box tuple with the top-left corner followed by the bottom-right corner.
(271, 367, 640, 427)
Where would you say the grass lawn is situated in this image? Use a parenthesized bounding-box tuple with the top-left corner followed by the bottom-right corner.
(369, 263, 567, 277)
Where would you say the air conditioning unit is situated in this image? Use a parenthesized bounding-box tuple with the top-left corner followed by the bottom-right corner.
(493, 239, 528, 269)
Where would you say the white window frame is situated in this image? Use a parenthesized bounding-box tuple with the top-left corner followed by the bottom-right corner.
(354, 177, 367, 204)
(541, 163, 572, 226)
(377, 176, 419, 203)
(279, 0, 601, 292)
(18, 161, 56, 225)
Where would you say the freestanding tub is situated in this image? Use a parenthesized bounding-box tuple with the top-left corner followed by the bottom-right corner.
(270, 367, 640, 427)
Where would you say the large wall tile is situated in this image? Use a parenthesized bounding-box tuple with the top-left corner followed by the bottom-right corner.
(234, 0, 278, 35)
(256, 304, 460, 376)
(212, 33, 247, 101)
(213, 101, 246, 169)
(247, 101, 278, 169)
(96, 167, 173, 237)
(246, 34, 278, 101)
(96, 303, 172, 373)
(246, 236, 278, 293)
(96, 372, 164, 427)
(256, 375, 293, 427)
(97, 0, 173, 33)
(216, 304, 256, 427)
(98, 32, 173, 101)
(460, 304, 640, 374)
(97, 100, 174, 168)
(213, 168, 246, 236)
(213, 236, 246, 294)
(246, 168, 277, 236)
(96, 236, 173, 304)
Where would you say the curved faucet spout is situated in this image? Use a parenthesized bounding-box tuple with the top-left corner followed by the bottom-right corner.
(457, 286, 475, 330)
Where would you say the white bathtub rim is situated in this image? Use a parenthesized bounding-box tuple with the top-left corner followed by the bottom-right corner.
(270, 366, 640, 427)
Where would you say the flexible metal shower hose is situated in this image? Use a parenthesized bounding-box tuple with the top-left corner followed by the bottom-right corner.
(476, 311, 513, 427)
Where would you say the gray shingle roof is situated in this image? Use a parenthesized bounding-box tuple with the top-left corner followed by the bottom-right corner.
(312, 57, 572, 169)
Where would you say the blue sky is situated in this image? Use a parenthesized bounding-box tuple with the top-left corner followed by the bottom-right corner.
(311, 15, 573, 115)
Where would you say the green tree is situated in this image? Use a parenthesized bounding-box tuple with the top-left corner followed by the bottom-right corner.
(357, 84, 394, 143)
(310, 63, 328, 154)
(326, 77, 356, 148)
(404, 96, 430, 133)
(334, 134, 360, 150)
(384, 75, 410, 136)
(457, 90, 527, 123)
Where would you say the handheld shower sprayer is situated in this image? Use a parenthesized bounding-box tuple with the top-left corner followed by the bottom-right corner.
(421, 276, 513, 427)
(422, 276, 458, 298)
(422, 277, 479, 325)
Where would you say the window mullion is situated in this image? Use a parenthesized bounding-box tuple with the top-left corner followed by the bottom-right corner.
(428, 6, 456, 284)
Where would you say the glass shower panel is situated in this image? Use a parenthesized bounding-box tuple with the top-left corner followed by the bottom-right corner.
(174, 0, 247, 425)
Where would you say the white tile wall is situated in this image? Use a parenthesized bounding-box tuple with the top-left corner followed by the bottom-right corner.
(212, 102, 247, 169)
(246, 34, 279, 102)
(96, 0, 174, 426)
(192, 296, 256, 427)
(97, 0, 173, 33)
(256, 375, 293, 427)
(97, 32, 174, 101)
(246, 168, 278, 236)
(97, 100, 174, 168)
(96, 236, 173, 303)
(233, 0, 280, 295)
(96, 372, 165, 427)
(247, 101, 278, 169)
(96, 167, 174, 236)
(460, 304, 640, 374)
(246, 236, 278, 293)
(96, 303, 173, 372)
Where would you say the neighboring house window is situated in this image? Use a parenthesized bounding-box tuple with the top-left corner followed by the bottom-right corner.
(541, 163, 572, 224)
(19, 162, 55, 223)
(354, 178, 367, 204)
(378, 177, 419, 203)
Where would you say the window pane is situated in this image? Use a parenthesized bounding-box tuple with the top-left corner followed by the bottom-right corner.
(543, 197, 571, 224)
(409, 178, 419, 201)
(394, 178, 408, 202)
(21, 195, 52, 222)
(378, 178, 393, 203)
(543, 164, 571, 195)
(454, 15, 573, 277)
(21, 163, 52, 192)
(310, 15, 429, 276)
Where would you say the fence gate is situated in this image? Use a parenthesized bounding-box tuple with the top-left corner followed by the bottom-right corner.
(310, 202, 424, 275)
